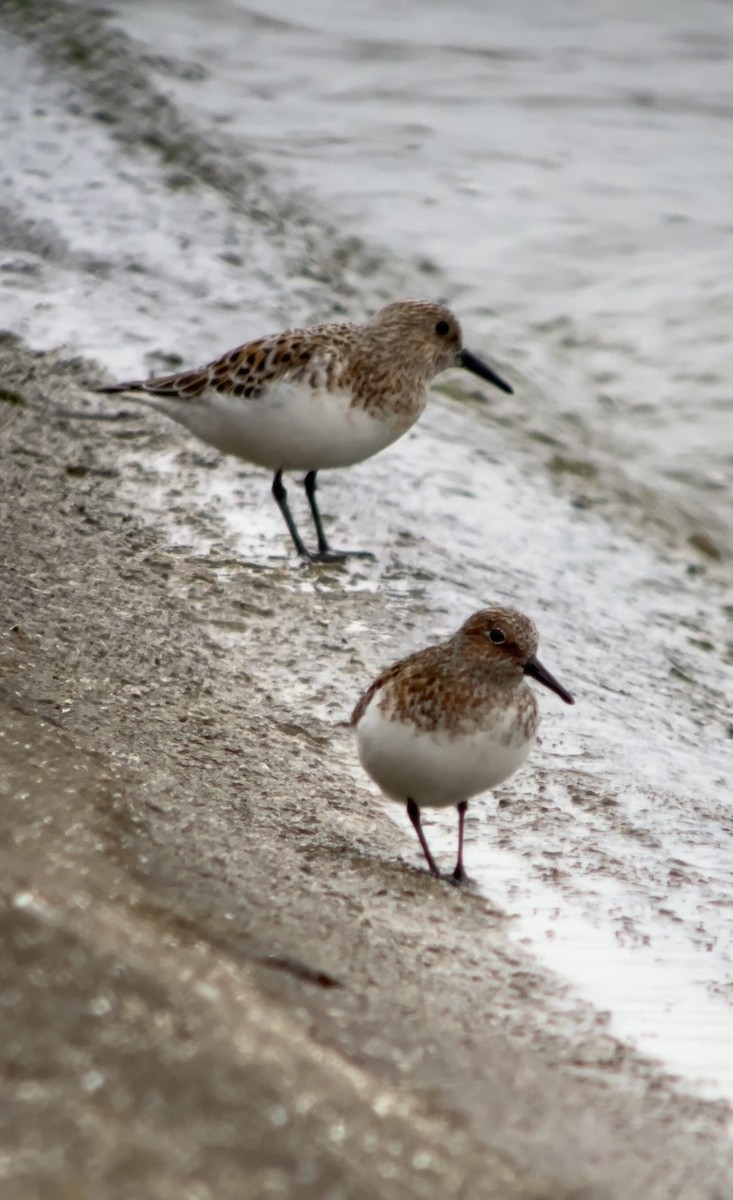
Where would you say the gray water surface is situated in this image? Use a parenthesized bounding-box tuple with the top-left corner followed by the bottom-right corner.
(116, 0, 733, 527)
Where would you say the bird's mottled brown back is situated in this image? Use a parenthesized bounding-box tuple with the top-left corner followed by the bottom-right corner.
(352, 638, 538, 740)
(351, 604, 547, 742)
(107, 323, 360, 402)
(99, 300, 463, 422)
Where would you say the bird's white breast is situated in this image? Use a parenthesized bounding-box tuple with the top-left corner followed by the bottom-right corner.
(152, 382, 422, 471)
(355, 692, 537, 809)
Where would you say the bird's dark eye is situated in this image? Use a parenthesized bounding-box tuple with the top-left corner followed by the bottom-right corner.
(488, 628, 506, 645)
(435, 320, 450, 337)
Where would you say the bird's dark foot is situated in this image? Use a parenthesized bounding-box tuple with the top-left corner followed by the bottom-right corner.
(304, 548, 349, 565)
(304, 548, 375, 564)
(450, 864, 467, 885)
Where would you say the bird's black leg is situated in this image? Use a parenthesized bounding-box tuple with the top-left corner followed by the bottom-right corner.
(303, 470, 374, 563)
(452, 801, 468, 883)
(303, 470, 341, 560)
(407, 798, 440, 878)
(271, 470, 311, 559)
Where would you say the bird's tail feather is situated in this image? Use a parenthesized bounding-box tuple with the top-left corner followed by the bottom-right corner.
(97, 381, 144, 394)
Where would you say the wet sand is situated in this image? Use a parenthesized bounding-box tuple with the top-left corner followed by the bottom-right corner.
(1, 335, 732, 1199)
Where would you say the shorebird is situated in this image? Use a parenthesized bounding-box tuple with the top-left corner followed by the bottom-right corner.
(352, 605, 574, 881)
(97, 300, 512, 561)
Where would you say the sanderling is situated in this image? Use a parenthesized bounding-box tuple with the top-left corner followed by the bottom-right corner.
(97, 300, 512, 562)
(352, 606, 574, 882)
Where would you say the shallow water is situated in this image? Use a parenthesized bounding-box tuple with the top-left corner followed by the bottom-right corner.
(114, 0, 733, 522)
(1, 0, 731, 1110)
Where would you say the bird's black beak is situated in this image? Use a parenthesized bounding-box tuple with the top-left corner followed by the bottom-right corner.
(459, 348, 513, 395)
(524, 655, 575, 705)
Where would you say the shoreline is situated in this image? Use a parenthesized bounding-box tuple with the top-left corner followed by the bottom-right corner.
(1, 334, 731, 1197)
(1, 2, 732, 1193)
